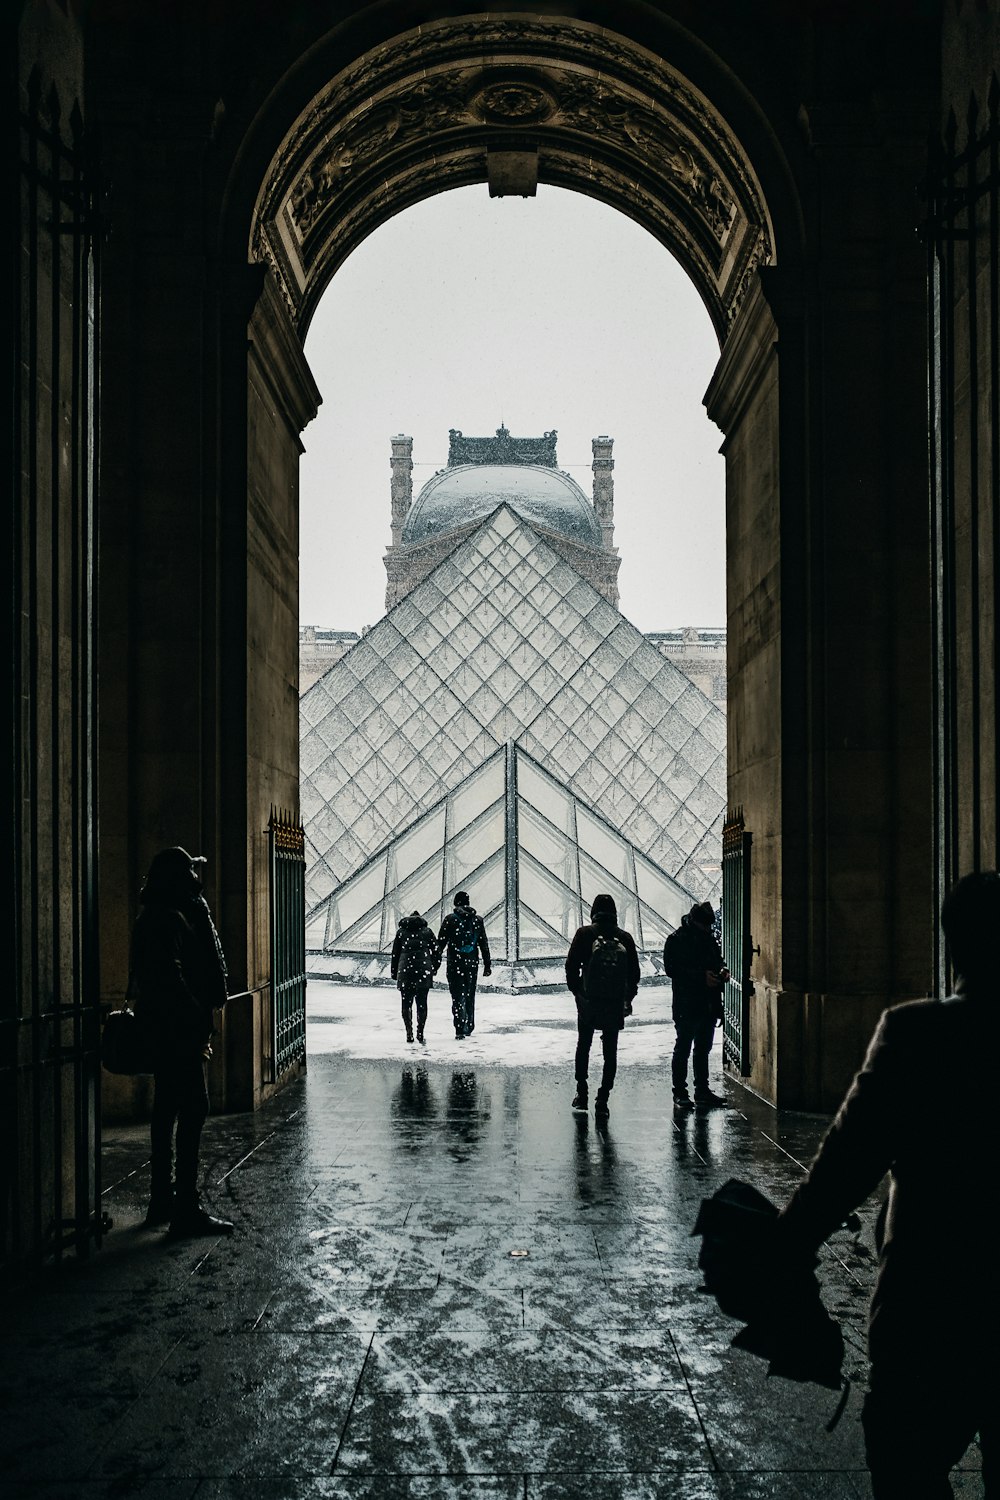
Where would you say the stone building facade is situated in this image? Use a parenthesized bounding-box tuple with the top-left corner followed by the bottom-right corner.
(384, 429, 621, 610)
(299, 627, 361, 692)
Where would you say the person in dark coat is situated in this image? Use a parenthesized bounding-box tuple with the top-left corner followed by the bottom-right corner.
(130, 846, 234, 1237)
(775, 872, 996, 1499)
(436, 891, 491, 1039)
(565, 893, 641, 1121)
(390, 910, 438, 1043)
(663, 901, 729, 1111)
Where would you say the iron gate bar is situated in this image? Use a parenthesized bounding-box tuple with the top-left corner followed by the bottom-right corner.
(721, 809, 753, 1077)
(268, 809, 307, 1079)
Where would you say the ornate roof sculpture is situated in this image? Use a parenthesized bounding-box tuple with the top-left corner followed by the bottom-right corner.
(301, 503, 726, 970)
(447, 425, 557, 468)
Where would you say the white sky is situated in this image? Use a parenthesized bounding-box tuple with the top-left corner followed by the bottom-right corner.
(299, 185, 725, 637)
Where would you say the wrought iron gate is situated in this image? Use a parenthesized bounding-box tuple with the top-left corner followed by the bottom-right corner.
(721, 810, 754, 1076)
(268, 810, 306, 1078)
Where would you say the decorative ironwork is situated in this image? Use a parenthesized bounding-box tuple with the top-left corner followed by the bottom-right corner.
(721, 808, 754, 1076)
(268, 809, 306, 1079)
(447, 426, 558, 468)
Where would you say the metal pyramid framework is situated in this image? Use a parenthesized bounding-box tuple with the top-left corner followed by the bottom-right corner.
(305, 742, 695, 963)
(301, 503, 726, 957)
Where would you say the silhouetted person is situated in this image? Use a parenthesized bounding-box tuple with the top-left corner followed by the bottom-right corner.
(390, 910, 438, 1042)
(130, 846, 233, 1237)
(663, 900, 729, 1111)
(776, 872, 997, 1498)
(436, 891, 491, 1039)
(565, 893, 640, 1121)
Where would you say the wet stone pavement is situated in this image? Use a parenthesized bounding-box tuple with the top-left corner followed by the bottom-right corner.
(0, 983, 984, 1499)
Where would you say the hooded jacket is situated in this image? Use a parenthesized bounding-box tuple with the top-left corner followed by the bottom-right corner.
(565, 909, 641, 1031)
(663, 914, 724, 1016)
(390, 913, 438, 992)
(131, 881, 228, 1056)
(436, 905, 491, 973)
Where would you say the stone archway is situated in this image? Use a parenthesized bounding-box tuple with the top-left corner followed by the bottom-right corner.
(248, 16, 776, 342)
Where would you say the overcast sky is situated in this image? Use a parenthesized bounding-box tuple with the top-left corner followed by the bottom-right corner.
(300, 185, 725, 637)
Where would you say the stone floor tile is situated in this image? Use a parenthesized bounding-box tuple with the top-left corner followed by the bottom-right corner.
(90, 1331, 369, 1481)
(528, 1476, 722, 1500)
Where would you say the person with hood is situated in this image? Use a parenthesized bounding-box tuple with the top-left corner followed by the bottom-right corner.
(565, 893, 641, 1120)
(436, 891, 491, 1039)
(774, 871, 996, 1498)
(390, 910, 438, 1042)
(130, 846, 233, 1237)
(663, 900, 729, 1112)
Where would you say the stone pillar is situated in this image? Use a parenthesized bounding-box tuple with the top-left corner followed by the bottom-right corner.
(592, 436, 615, 551)
(390, 434, 413, 547)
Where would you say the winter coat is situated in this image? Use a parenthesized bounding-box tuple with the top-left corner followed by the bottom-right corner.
(565, 916, 641, 1032)
(390, 914, 438, 993)
(436, 907, 491, 976)
(777, 987, 994, 1367)
(131, 892, 228, 1058)
(663, 916, 724, 1020)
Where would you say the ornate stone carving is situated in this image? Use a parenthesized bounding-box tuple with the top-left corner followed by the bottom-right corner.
(448, 426, 558, 468)
(254, 15, 774, 335)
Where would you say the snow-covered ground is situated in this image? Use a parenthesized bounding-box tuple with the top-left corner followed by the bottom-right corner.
(307, 978, 678, 1069)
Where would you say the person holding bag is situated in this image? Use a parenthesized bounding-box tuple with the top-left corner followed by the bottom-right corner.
(130, 846, 233, 1237)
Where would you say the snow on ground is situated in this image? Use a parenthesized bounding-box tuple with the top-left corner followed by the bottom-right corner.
(307, 978, 678, 1069)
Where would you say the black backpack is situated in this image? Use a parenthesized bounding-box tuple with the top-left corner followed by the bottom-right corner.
(585, 929, 629, 1011)
(451, 906, 479, 956)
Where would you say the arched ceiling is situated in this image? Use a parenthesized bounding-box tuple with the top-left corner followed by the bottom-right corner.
(250, 15, 775, 340)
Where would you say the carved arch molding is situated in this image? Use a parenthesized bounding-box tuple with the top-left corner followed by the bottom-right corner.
(250, 16, 774, 339)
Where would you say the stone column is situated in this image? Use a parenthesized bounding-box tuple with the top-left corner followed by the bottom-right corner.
(592, 436, 615, 551)
(390, 434, 413, 547)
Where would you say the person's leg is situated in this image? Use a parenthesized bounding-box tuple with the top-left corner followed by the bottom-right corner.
(672, 1009, 695, 1095)
(465, 967, 478, 1035)
(863, 1364, 978, 1500)
(401, 992, 414, 1041)
(448, 969, 464, 1036)
(574, 1004, 595, 1103)
(148, 1066, 179, 1221)
(415, 989, 428, 1040)
(598, 1026, 620, 1096)
(172, 1054, 210, 1215)
(692, 1014, 717, 1094)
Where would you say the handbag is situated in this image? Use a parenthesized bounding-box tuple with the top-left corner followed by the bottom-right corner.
(101, 1004, 155, 1075)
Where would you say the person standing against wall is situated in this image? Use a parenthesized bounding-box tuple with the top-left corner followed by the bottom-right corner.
(663, 901, 729, 1113)
(130, 846, 234, 1237)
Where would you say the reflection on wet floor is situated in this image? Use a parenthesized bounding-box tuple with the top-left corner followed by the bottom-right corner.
(0, 990, 985, 1499)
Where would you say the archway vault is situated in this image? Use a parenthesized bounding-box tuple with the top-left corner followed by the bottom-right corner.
(250, 15, 775, 340)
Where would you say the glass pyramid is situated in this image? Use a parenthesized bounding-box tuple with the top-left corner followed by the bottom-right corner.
(306, 743, 693, 962)
(301, 503, 726, 958)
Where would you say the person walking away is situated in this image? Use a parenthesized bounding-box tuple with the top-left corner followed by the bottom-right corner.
(390, 910, 438, 1042)
(565, 893, 640, 1121)
(774, 871, 997, 1499)
(436, 892, 491, 1039)
(130, 846, 234, 1237)
(663, 900, 729, 1112)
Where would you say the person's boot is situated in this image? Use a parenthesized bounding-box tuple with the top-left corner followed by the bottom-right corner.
(405, 1025, 414, 1043)
(168, 1197, 234, 1238)
(416, 1024, 425, 1043)
(594, 1090, 610, 1121)
(673, 1090, 695, 1113)
(571, 1083, 588, 1113)
(144, 1186, 175, 1227)
(694, 1086, 727, 1107)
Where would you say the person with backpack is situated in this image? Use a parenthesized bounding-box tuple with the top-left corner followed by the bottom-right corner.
(390, 910, 438, 1043)
(565, 893, 641, 1120)
(436, 891, 491, 1039)
(663, 900, 729, 1112)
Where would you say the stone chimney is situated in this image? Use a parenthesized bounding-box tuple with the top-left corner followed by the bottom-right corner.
(390, 434, 413, 548)
(592, 435, 615, 550)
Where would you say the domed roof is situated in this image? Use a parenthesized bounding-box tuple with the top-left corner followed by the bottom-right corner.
(402, 464, 602, 549)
